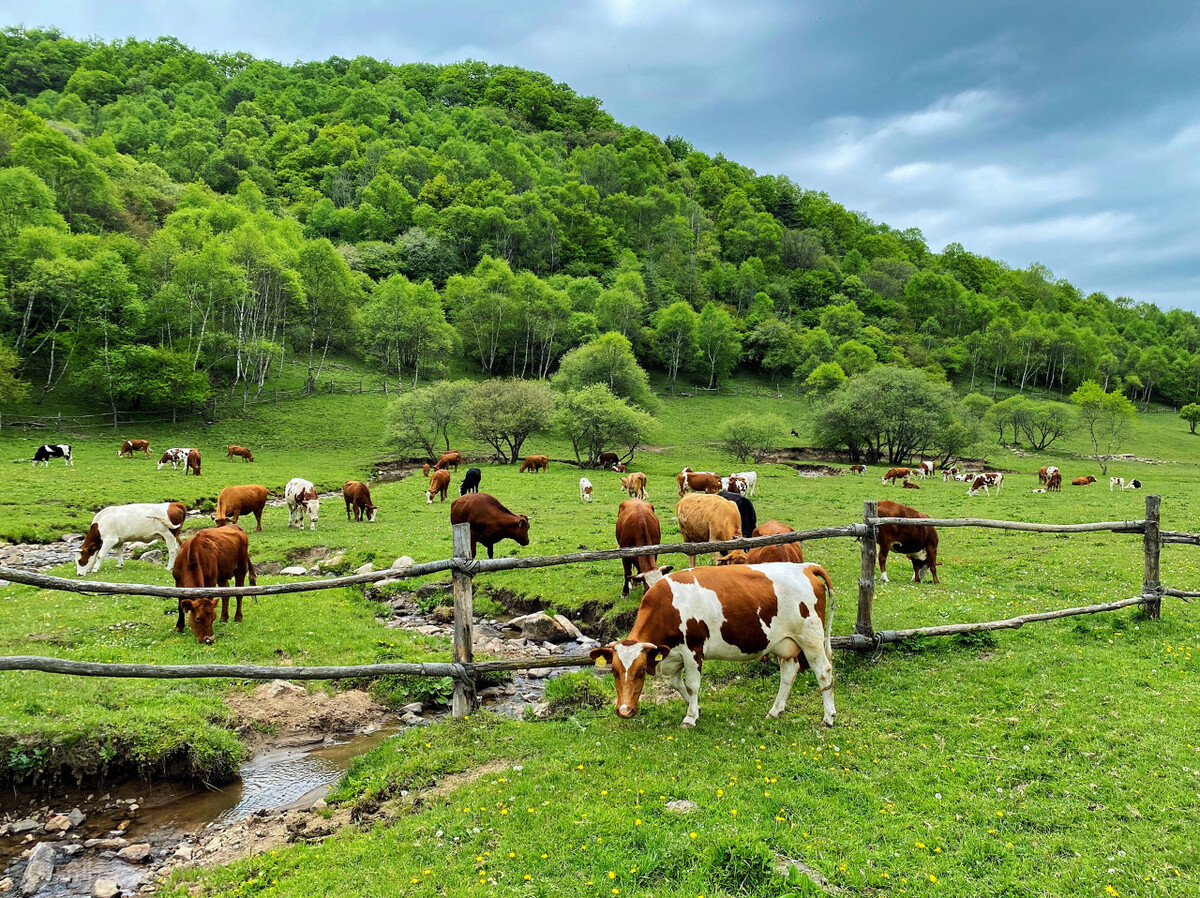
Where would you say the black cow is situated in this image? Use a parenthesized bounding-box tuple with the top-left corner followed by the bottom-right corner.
(460, 467, 482, 496)
(718, 490, 757, 543)
(32, 444, 73, 467)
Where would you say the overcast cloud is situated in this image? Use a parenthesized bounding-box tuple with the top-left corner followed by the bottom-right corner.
(5, 1, 1200, 310)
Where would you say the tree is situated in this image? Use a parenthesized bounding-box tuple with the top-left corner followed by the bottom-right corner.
(1070, 381, 1137, 475)
(554, 384, 653, 467)
(802, 361, 845, 399)
(1018, 402, 1076, 450)
(387, 380, 471, 460)
(1182, 403, 1200, 434)
(985, 396, 1034, 446)
(694, 302, 741, 389)
(718, 412, 786, 463)
(463, 378, 555, 463)
(653, 301, 697, 390)
(552, 332, 656, 411)
(0, 342, 29, 403)
(361, 275, 459, 389)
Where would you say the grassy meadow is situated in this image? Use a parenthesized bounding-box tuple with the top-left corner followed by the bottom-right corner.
(1, 379, 1199, 896)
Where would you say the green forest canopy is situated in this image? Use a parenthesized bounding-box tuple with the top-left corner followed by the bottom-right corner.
(2, 26, 1199, 412)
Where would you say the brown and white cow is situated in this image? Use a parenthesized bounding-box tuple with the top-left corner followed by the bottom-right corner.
(1038, 465, 1059, 485)
(875, 499, 940, 584)
(724, 475, 749, 496)
(344, 480, 378, 521)
(172, 525, 256, 645)
(518, 454, 549, 473)
(185, 448, 202, 476)
(941, 465, 959, 482)
(158, 448, 191, 470)
(747, 519, 804, 565)
(227, 445, 254, 463)
(676, 470, 722, 497)
(615, 498, 672, 596)
(77, 502, 187, 575)
(849, 464, 866, 476)
(730, 471, 758, 497)
(426, 469, 451, 504)
(435, 450, 463, 472)
(915, 460, 936, 479)
(967, 472, 1004, 497)
(612, 463, 627, 474)
(579, 477, 594, 502)
(285, 478, 320, 529)
(1072, 475, 1098, 486)
(621, 471, 648, 500)
(215, 485, 269, 532)
(590, 564, 836, 728)
(882, 467, 911, 485)
(676, 493, 747, 567)
(449, 493, 530, 559)
(1047, 471, 1062, 492)
(118, 439, 150, 458)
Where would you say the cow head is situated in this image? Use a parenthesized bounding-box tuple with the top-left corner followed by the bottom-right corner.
(591, 641, 670, 718)
(716, 549, 749, 565)
(76, 524, 102, 575)
(631, 565, 673, 590)
(305, 497, 320, 529)
(364, 504, 378, 523)
(180, 598, 217, 644)
(513, 515, 530, 546)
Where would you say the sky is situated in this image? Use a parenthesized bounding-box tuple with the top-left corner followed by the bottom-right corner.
(5, 0, 1200, 311)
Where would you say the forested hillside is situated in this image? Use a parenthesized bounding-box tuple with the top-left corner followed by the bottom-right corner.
(1, 26, 1198, 414)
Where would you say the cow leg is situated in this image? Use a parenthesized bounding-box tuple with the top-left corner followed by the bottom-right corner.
(658, 653, 686, 702)
(253, 510, 262, 532)
(175, 599, 186, 633)
(233, 573, 244, 622)
(800, 637, 837, 727)
(165, 534, 180, 570)
(768, 652, 801, 720)
(878, 546, 890, 583)
(218, 578, 230, 622)
(679, 656, 703, 728)
(621, 558, 632, 597)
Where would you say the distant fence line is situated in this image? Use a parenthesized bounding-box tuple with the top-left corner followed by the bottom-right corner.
(0, 496, 1184, 718)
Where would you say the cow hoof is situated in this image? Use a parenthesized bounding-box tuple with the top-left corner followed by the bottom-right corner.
(766, 710, 781, 720)
(234, 614, 242, 622)
(681, 720, 696, 729)
(821, 717, 836, 728)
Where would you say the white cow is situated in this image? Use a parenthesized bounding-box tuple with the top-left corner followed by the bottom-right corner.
(579, 477, 593, 502)
(285, 477, 320, 529)
(76, 502, 188, 575)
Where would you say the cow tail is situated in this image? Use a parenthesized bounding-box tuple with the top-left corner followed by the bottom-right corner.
(810, 564, 835, 659)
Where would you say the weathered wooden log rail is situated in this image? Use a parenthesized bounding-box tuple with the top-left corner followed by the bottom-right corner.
(0, 496, 1192, 716)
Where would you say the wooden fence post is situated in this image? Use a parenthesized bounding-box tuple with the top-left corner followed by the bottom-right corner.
(857, 500, 878, 639)
(451, 521, 478, 715)
(1143, 494, 1162, 620)
(56, 413, 62, 432)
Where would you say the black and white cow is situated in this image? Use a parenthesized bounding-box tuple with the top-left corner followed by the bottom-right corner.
(32, 444, 73, 467)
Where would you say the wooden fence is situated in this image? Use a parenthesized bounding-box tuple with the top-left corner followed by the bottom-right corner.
(0, 495, 1183, 717)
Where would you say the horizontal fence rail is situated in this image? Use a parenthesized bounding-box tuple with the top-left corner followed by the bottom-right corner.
(868, 516, 1146, 534)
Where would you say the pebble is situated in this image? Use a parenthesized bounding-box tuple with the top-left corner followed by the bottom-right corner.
(116, 844, 152, 864)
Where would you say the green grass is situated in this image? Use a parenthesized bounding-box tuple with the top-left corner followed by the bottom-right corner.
(2, 377, 1200, 895)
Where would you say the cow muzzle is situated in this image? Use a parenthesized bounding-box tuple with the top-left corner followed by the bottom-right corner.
(617, 704, 637, 718)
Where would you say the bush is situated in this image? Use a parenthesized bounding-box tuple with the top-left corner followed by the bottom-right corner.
(542, 670, 612, 716)
(718, 413, 786, 463)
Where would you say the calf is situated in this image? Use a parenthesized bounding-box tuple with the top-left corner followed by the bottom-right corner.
(967, 472, 1004, 497)
(615, 498, 672, 596)
(172, 525, 256, 644)
(902, 480, 920, 489)
(747, 519, 804, 564)
(718, 489, 757, 543)
(215, 485, 269, 531)
(1109, 476, 1124, 491)
(1125, 478, 1143, 490)
(77, 501, 188, 575)
(435, 450, 462, 472)
(158, 448, 191, 470)
(579, 477, 594, 502)
(519, 454, 549, 473)
(1047, 471, 1062, 492)
(676, 470, 721, 497)
(285, 477, 320, 529)
(460, 467, 482, 495)
(676, 493, 747, 567)
(875, 499, 940, 584)
(942, 465, 960, 482)
(621, 471, 648, 500)
(1072, 475, 1098, 487)
(591, 564, 836, 728)
(612, 463, 627, 473)
(849, 464, 866, 476)
(450, 492, 530, 559)
(882, 467, 911, 485)
(227, 445, 254, 462)
(118, 439, 150, 458)
(426, 469, 451, 503)
(344, 480, 378, 522)
(185, 448, 202, 476)
(32, 444, 72, 466)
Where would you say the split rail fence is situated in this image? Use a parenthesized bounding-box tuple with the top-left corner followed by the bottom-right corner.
(0, 495, 1187, 717)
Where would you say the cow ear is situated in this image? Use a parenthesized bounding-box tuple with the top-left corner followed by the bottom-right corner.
(645, 645, 670, 674)
(589, 646, 613, 667)
(181, 599, 194, 613)
(658, 564, 674, 576)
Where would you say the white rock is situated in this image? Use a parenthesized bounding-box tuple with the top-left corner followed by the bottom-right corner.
(280, 566, 307, 576)
(20, 842, 54, 895)
(43, 815, 71, 833)
(173, 845, 193, 861)
(401, 702, 423, 714)
(116, 844, 151, 864)
(266, 680, 305, 698)
(553, 614, 584, 640)
(92, 879, 121, 898)
(391, 556, 415, 569)
(666, 800, 699, 814)
(354, 563, 374, 575)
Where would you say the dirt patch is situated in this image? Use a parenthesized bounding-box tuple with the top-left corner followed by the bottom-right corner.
(226, 683, 388, 750)
(283, 544, 332, 565)
(780, 462, 844, 477)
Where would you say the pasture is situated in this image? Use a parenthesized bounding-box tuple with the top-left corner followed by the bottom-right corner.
(1, 385, 1199, 896)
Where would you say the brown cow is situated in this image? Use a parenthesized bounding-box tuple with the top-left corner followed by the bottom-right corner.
(227, 445, 254, 462)
(172, 526, 256, 644)
(1047, 471, 1062, 492)
(875, 499, 940, 584)
(185, 448, 202, 476)
(422, 463, 432, 477)
(435, 450, 462, 472)
(746, 519, 804, 565)
(344, 481, 378, 522)
(902, 481, 921, 489)
(426, 469, 451, 503)
(519, 455, 550, 473)
(215, 485, 269, 532)
(118, 439, 150, 458)
(1072, 475, 1098, 486)
(882, 467, 911, 485)
(450, 492, 530, 559)
(615, 498, 673, 596)
(676, 471, 722, 497)
(599, 452, 620, 468)
(621, 471, 648, 499)
(676, 493, 747, 567)
(849, 464, 866, 475)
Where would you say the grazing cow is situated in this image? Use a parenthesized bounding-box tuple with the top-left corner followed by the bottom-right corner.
(215, 485, 269, 532)
(285, 478, 320, 529)
(882, 467, 911, 486)
(615, 498, 672, 596)
(460, 467, 482, 495)
(875, 499, 940, 584)
(344, 481, 378, 522)
(32, 444, 72, 466)
(676, 470, 722, 497)
(590, 564, 837, 728)
(915, 461, 936, 479)
(185, 449, 202, 476)
(77, 501, 188, 575)
(849, 464, 866, 476)
(621, 472, 649, 500)
(172, 525, 255, 645)
(1038, 465, 1060, 485)
(450, 493, 530, 559)
(519, 454, 549, 473)
(612, 463, 627, 473)
(676, 493, 747, 567)
(718, 489, 757, 542)
(158, 448, 191, 470)
(902, 481, 921, 489)
(426, 469, 451, 504)
(422, 463, 432, 477)
(1047, 471, 1062, 492)
(435, 450, 462, 472)
(747, 520, 804, 565)
(580, 477, 594, 502)
(942, 465, 960, 482)
(599, 452, 620, 468)
(967, 472, 1004, 497)
(118, 439, 151, 458)
(731, 471, 758, 497)
(1125, 478, 1143, 490)
(1072, 475, 1098, 487)
(227, 445, 254, 463)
